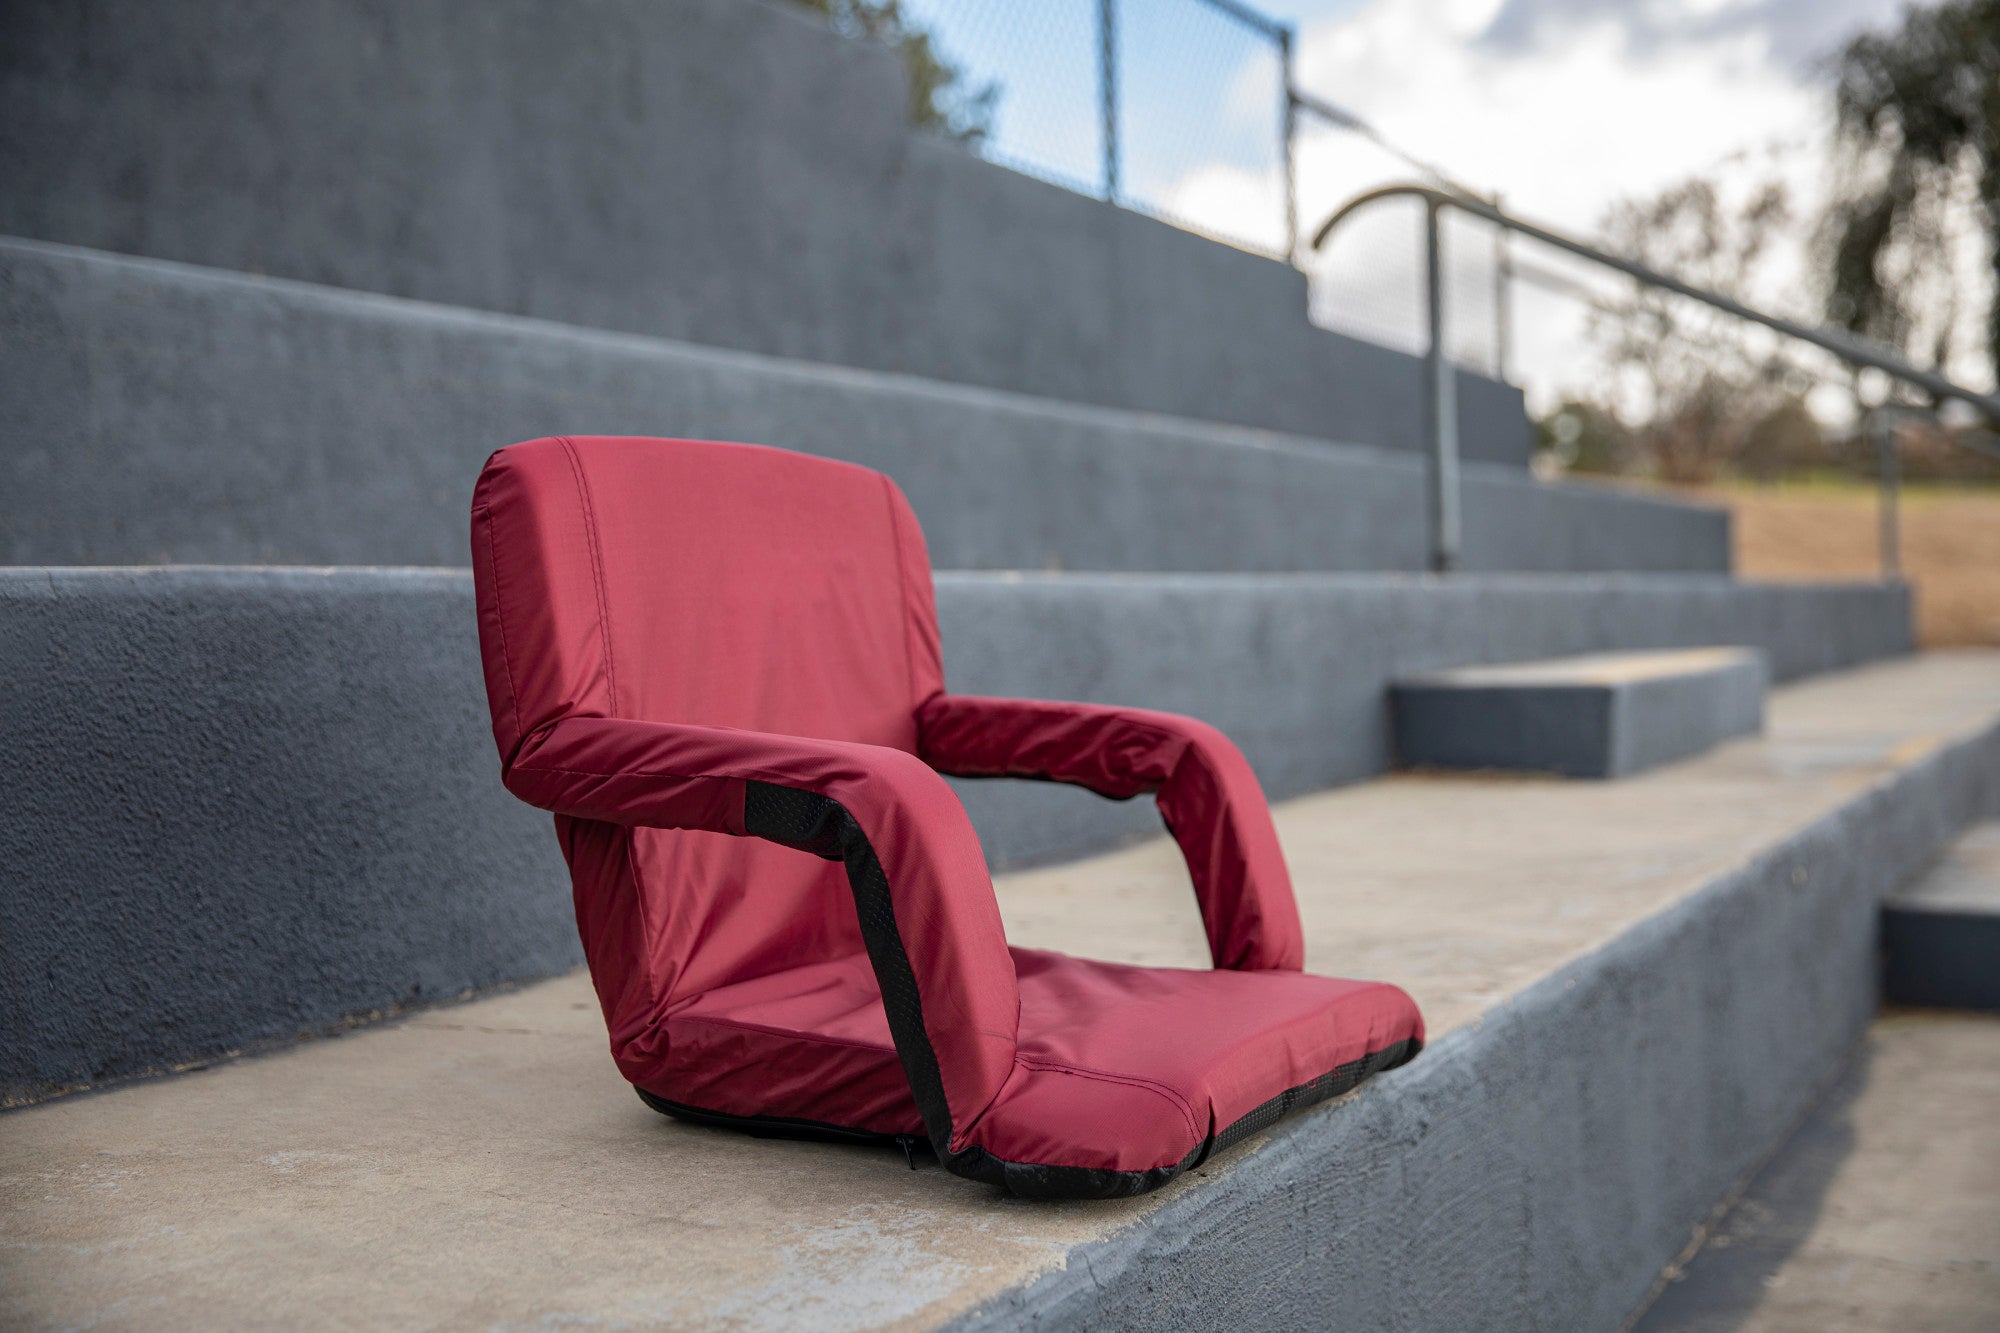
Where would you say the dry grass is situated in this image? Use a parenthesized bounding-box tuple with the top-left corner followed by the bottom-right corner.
(1680, 480, 2000, 648)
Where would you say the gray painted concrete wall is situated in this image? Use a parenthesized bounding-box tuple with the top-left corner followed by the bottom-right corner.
(0, 569, 576, 1106)
(0, 0, 1529, 464)
(954, 717, 2000, 1331)
(0, 567, 1909, 1103)
(1392, 649, 1768, 779)
(1, 239, 1726, 574)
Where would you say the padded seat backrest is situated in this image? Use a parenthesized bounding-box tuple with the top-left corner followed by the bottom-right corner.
(473, 436, 946, 997)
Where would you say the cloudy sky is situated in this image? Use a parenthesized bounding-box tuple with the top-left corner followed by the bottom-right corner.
(911, 0, 1920, 412)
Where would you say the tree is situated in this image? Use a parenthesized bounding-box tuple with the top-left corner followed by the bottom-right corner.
(1536, 399, 1635, 476)
(786, 0, 998, 147)
(1581, 174, 1817, 483)
(1738, 395, 1831, 483)
(1821, 0, 2000, 382)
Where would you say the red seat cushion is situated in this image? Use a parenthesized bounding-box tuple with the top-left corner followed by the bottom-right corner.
(994, 949, 1422, 1175)
(650, 948, 1423, 1175)
(658, 953, 926, 1138)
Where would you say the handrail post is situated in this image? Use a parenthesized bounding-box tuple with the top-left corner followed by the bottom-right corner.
(1315, 184, 1994, 579)
(1492, 191, 1510, 382)
(1876, 414, 1902, 582)
(1423, 196, 1461, 573)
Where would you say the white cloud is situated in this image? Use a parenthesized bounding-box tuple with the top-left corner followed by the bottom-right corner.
(1157, 0, 1911, 414)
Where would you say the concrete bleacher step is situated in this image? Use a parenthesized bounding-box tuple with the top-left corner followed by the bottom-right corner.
(1884, 821, 2000, 1012)
(0, 0, 1533, 470)
(1392, 646, 1767, 778)
(1629, 1010, 2000, 1331)
(4, 652, 1997, 1331)
(0, 566, 1912, 1107)
(1, 236, 1729, 575)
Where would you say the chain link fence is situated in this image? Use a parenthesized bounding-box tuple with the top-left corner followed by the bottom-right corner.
(801, 0, 1999, 563)
(889, 0, 1506, 377)
(1116, 0, 1291, 254)
(900, 0, 1291, 256)
(897, 1, 1105, 197)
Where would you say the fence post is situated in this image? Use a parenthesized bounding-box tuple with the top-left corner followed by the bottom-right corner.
(1424, 197, 1461, 573)
(1098, 0, 1119, 204)
(1279, 25, 1298, 262)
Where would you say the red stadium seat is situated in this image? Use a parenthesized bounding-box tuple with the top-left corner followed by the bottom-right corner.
(471, 436, 1422, 1198)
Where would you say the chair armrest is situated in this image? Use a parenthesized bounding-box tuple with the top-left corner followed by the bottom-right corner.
(915, 694, 1304, 972)
(503, 715, 1018, 1155)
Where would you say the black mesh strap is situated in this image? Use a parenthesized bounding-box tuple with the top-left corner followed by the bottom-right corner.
(742, 783, 846, 859)
(742, 780, 990, 1182)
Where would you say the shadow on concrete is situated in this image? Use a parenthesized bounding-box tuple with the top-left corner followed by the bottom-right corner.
(1629, 1042, 1869, 1332)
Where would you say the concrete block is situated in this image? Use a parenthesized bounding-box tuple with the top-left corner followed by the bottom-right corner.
(1883, 821, 2000, 1011)
(1393, 646, 1768, 778)
(0, 237, 1725, 573)
(1630, 1011, 2000, 1332)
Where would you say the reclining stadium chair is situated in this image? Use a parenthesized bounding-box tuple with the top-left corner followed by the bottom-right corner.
(471, 436, 1423, 1199)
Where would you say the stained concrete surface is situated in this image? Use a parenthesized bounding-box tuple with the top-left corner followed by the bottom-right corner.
(3, 653, 1997, 1331)
(1632, 1012, 2000, 1333)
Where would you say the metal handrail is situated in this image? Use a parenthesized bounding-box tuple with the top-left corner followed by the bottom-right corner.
(1865, 406, 1928, 582)
(1310, 182, 2000, 574)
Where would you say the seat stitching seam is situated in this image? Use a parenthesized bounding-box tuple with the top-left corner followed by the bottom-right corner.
(879, 474, 921, 715)
(620, 830, 661, 1004)
(512, 761, 850, 786)
(674, 1013, 898, 1055)
(1012, 1055, 1202, 1140)
(935, 706, 1196, 787)
(558, 435, 619, 715)
(474, 504, 523, 743)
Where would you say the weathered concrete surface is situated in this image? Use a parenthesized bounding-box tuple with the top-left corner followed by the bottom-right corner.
(0, 568, 1912, 1103)
(955, 655, 2000, 1331)
(0, 238, 1707, 572)
(1882, 821, 2000, 1012)
(1633, 1011, 2000, 1332)
(3, 653, 1996, 1331)
(0, 569, 575, 1107)
(1392, 647, 1767, 778)
(0, 0, 1529, 461)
